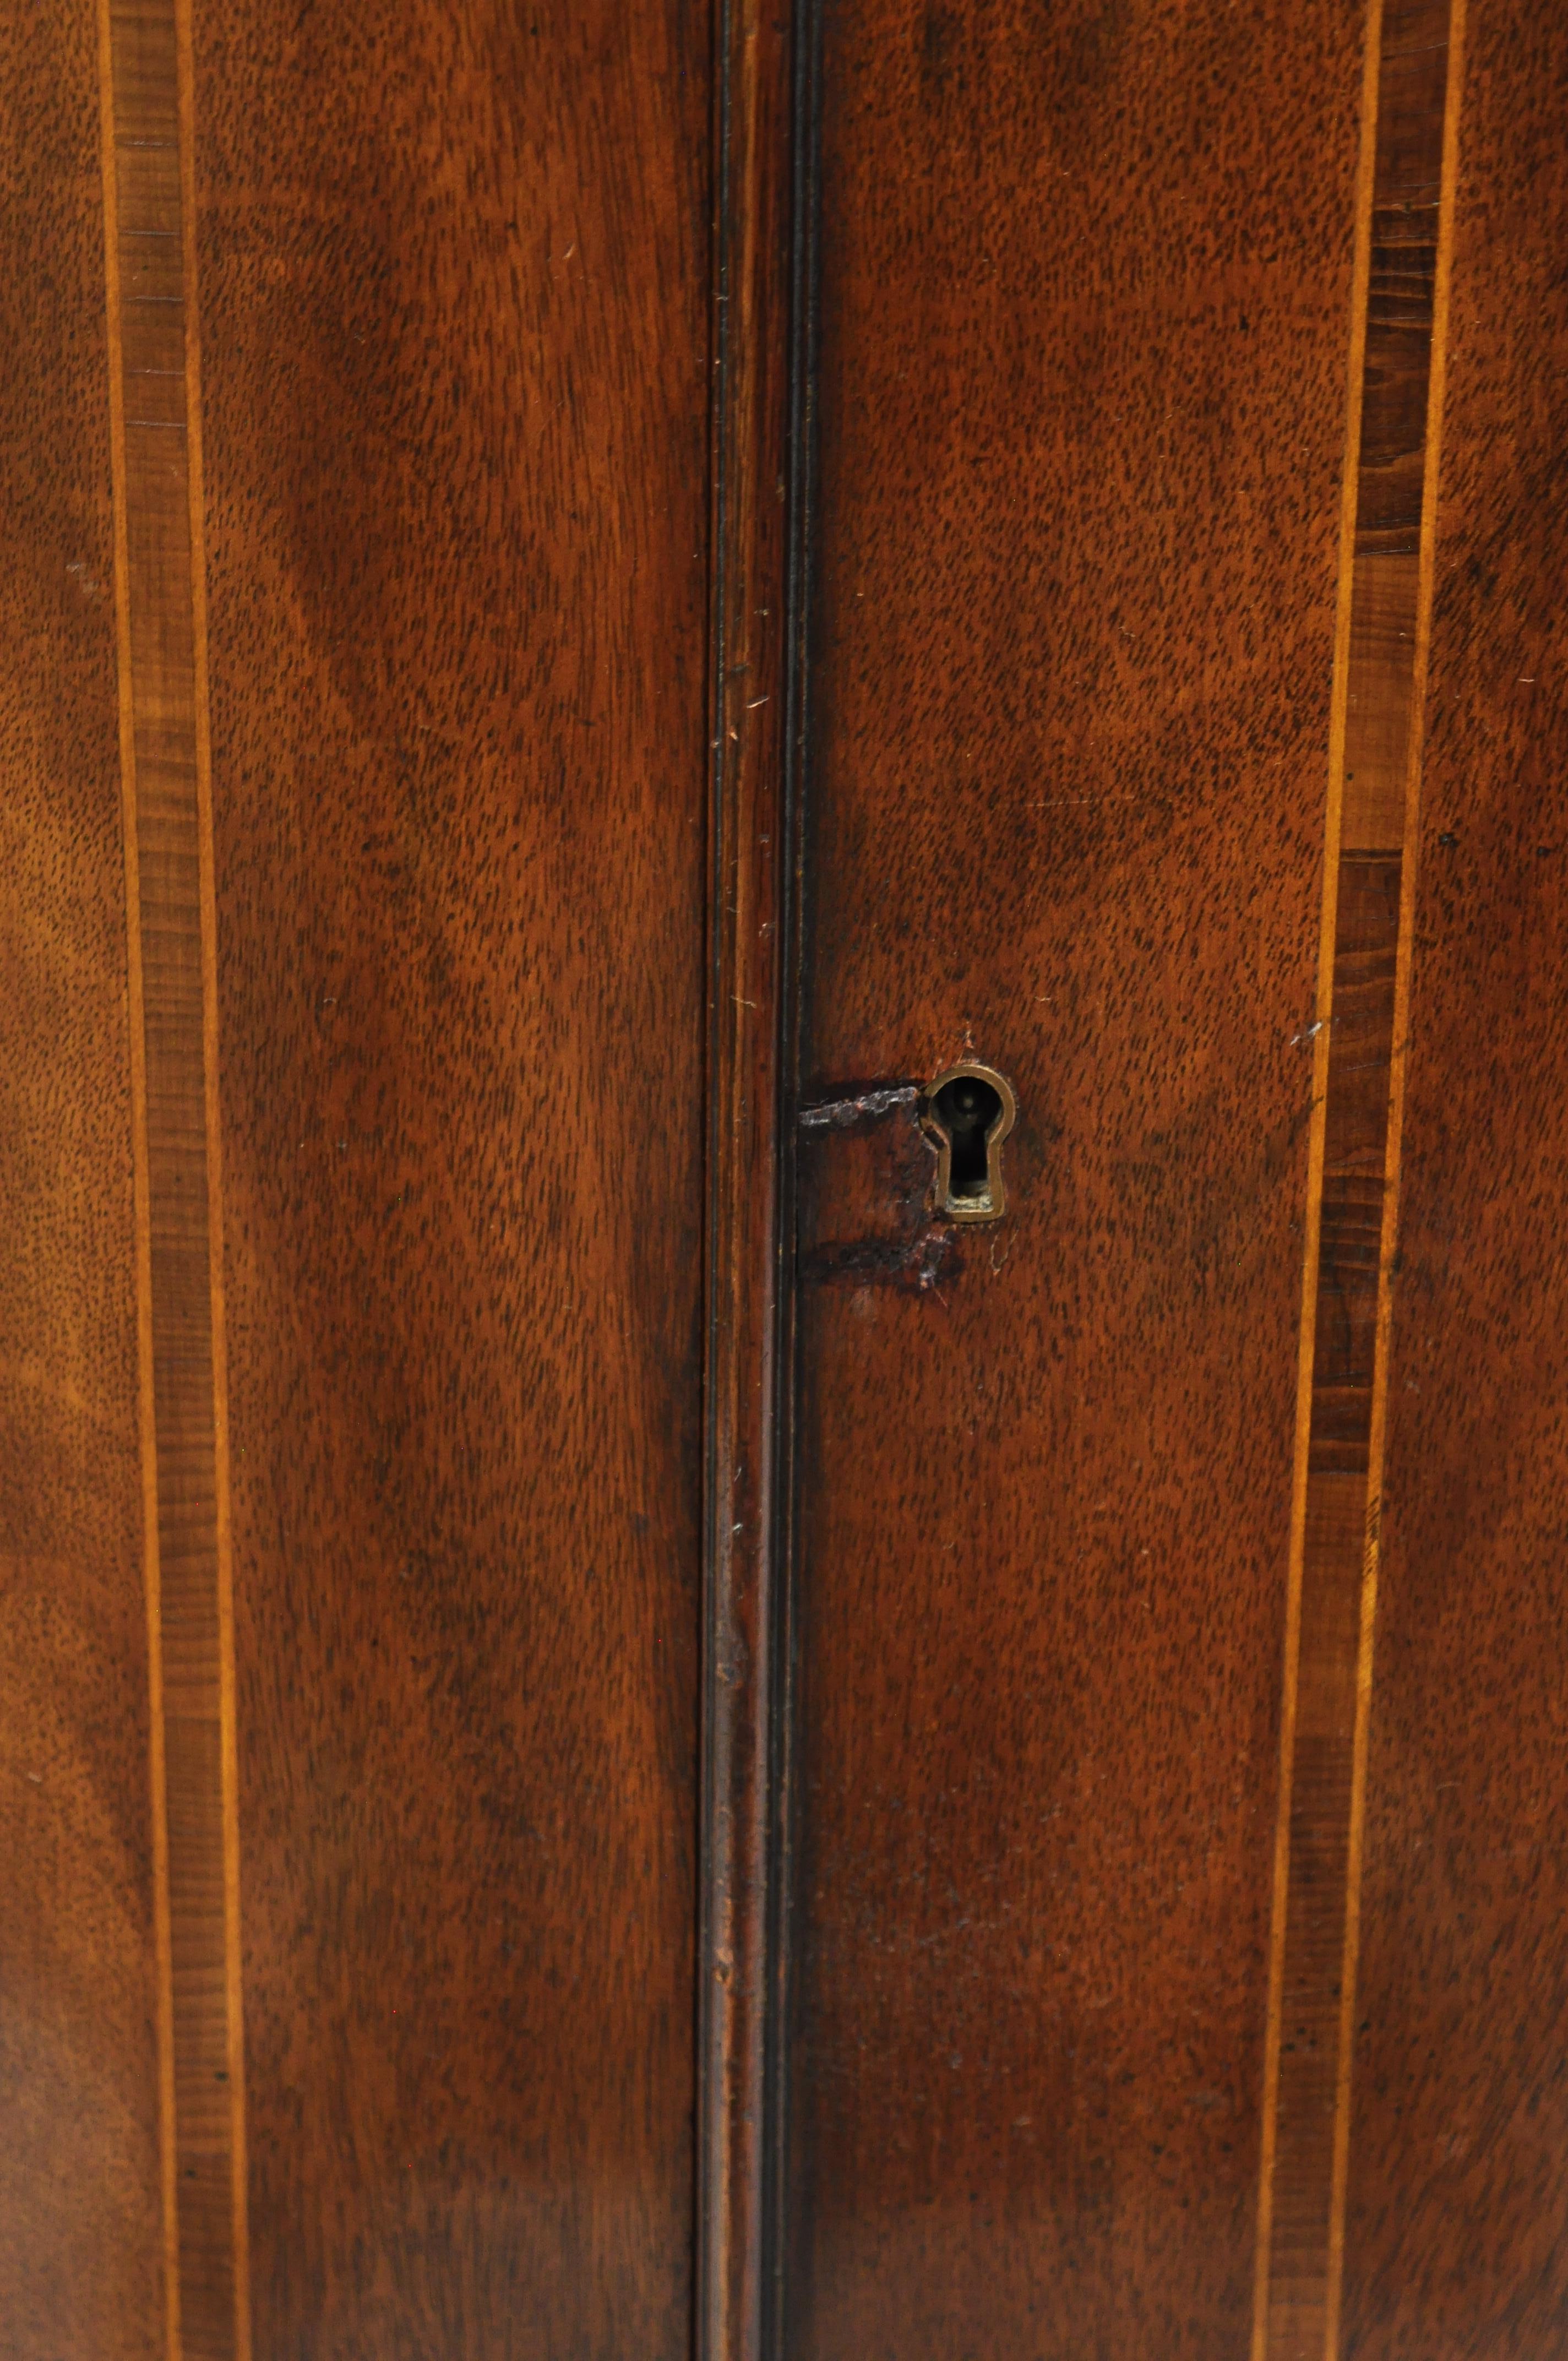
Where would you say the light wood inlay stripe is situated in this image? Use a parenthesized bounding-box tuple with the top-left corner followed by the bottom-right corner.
(1255, 3, 1466, 2355)
(97, 0, 249, 2353)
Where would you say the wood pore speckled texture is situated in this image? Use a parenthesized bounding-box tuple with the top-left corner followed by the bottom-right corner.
(188, 0, 711, 2351)
(0, 0, 164, 2353)
(11, 1, 1568, 2352)
(783, 2, 1366, 2354)
(1341, 9, 1568, 2352)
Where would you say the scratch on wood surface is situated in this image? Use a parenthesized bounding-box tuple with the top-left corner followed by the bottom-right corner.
(798, 1083, 920, 1130)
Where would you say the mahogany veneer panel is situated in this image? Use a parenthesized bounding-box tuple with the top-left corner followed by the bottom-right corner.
(11, 2, 1568, 2353)
(1342, 10, 1568, 2352)
(189, 0, 711, 2349)
(785, 2, 1366, 2353)
(0, 1, 163, 2351)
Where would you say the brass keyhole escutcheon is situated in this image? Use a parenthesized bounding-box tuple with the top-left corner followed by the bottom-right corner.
(921, 1063, 1017, 1223)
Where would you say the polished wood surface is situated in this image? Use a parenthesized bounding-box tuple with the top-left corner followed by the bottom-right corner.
(1256, 3, 1462, 2348)
(0, 6, 164, 2353)
(188, 0, 711, 2351)
(781, 3, 1365, 2353)
(1341, 6, 1568, 2350)
(7, 3, 1568, 2355)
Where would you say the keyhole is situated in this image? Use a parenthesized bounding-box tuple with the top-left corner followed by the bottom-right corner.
(922, 1063, 1017, 1223)
(938, 1075, 999, 1200)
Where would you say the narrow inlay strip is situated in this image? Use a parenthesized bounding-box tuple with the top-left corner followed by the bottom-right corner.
(97, 1, 249, 2354)
(1255, 3, 1465, 2354)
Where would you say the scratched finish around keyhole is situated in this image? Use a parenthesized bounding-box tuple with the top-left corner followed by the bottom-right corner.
(922, 1064, 1017, 1223)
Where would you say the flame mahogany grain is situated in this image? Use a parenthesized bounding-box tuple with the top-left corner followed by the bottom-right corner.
(0, 6, 164, 2353)
(189, 0, 712, 2351)
(7, 3, 1568, 2354)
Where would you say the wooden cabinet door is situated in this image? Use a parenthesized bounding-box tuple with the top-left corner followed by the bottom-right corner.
(6, 0, 709, 2353)
(777, 0, 1360, 2344)
(4, 1, 1567, 2357)
(711, 2, 1568, 2355)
